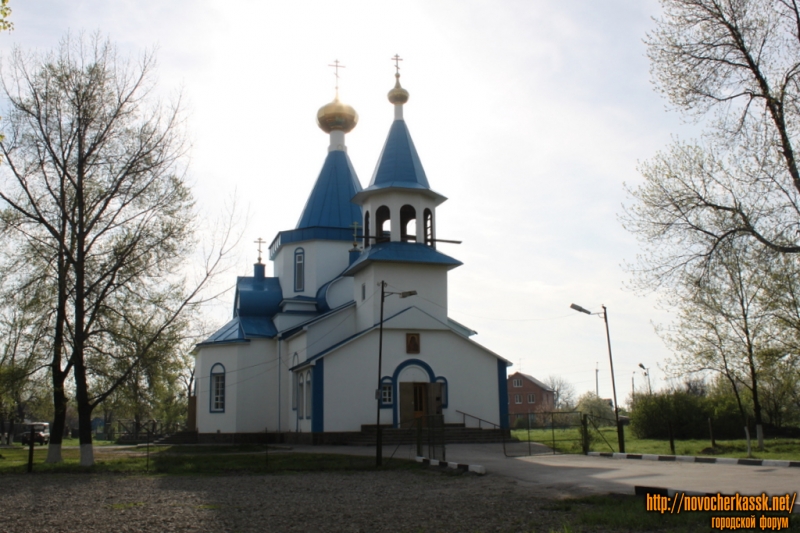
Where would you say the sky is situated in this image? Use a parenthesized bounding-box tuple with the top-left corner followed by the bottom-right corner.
(2, 0, 701, 404)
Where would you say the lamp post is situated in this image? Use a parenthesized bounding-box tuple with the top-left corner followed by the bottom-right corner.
(376, 281, 417, 467)
(639, 363, 652, 395)
(570, 303, 624, 453)
(632, 371, 635, 396)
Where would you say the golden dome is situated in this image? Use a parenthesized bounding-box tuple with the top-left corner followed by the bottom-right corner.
(387, 73, 409, 105)
(317, 96, 358, 133)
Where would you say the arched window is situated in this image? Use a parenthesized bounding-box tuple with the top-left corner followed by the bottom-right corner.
(210, 363, 225, 413)
(436, 376, 448, 408)
(298, 373, 305, 419)
(364, 211, 371, 249)
(424, 209, 434, 248)
(305, 370, 312, 419)
(400, 205, 416, 242)
(375, 206, 390, 243)
(294, 248, 305, 292)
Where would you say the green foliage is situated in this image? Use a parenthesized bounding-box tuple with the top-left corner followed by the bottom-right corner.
(575, 392, 615, 426)
(630, 384, 744, 440)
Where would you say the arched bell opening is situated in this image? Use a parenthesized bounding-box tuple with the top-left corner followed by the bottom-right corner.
(376, 206, 391, 243)
(400, 205, 416, 242)
(364, 211, 371, 249)
(424, 208, 434, 248)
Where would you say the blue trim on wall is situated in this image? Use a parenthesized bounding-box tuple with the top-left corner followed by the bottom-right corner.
(497, 359, 509, 429)
(312, 359, 324, 433)
(210, 363, 225, 414)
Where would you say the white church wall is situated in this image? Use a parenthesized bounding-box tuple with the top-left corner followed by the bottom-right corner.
(355, 263, 448, 331)
(324, 276, 353, 309)
(320, 326, 502, 432)
(304, 306, 356, 359)
(234, 340, 276, 433)
(195, 344, 239, 434)
(272, 239, 354, 298)
(322, 334, 381, 432)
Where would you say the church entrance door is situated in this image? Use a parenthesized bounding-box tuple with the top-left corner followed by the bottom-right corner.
(399, 382, 443, 428)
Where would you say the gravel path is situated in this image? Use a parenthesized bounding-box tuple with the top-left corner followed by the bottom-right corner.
(2, 470, 575, 533)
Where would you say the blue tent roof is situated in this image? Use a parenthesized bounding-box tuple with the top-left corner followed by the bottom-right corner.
(343, 241, 462, 275)
(367, 120, 429, 190)
(296, 150, 363, 230)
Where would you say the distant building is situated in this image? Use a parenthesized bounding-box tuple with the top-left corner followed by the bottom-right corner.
(507, 372, 555, 424)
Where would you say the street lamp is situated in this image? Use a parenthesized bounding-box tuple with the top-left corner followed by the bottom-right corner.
(376, 280, 417, 467)
(570, 303, 624, 453)
(638, 363, 652, 395)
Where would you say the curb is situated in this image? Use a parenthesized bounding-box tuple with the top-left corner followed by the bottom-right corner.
(415, 456, 486, 475)
(589, 452, 800, 468)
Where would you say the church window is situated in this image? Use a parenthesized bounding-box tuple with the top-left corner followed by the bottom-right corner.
(424, 209, 434, 248)
(294, 248, 305, 292)
(528, 393, 535, 404)
(513, 378, 522, 387)
(210, 363, 225, 412)
(298, 374, 304, 418)
(364, 211, 371, 248)
(305, 370, 312, 419)
(361, 283, 366, 301)
(375, 206, 390, 242)
(291, 354, 298, 410)
(515, 394, 522, 404)
(381, 384, 393, 405)
(400, 205, 416, 242)
(436, 377, 448, 408)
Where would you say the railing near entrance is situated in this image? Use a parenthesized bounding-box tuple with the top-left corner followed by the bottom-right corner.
(386, 415, 447, 463)
(455, 410, 501, 429)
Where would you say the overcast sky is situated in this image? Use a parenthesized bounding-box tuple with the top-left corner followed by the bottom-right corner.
(3, 1, 701, 403)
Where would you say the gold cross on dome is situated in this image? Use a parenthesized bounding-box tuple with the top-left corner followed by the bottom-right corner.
(254, 237, 266, 263)
(392, 54, 403, 74)
(328, 59, 346, 93)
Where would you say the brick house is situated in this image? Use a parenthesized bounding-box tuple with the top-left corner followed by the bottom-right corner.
(507, 372, 555, 425)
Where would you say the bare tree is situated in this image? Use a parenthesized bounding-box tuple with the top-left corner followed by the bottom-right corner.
(545, 375, 576, 411)
(0, 33, 236, 466)
(624, 0, 800, 288)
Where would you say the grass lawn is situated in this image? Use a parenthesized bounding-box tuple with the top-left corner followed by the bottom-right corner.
(512, 426, 800, 460)
(0, 444, 415, 475)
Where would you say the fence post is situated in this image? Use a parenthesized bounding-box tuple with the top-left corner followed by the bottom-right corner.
(27, 424, 34, 473)
(581, 414, 589, 455)
(617, 420, 625, 453)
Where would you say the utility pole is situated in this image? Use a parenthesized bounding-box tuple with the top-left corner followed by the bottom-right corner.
(595, 363, 599, 396)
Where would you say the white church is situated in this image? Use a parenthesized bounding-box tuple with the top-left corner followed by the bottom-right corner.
(193, 66, 511, 442)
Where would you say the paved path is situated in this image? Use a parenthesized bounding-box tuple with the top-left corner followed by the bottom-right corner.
(291, 442, 800, 499)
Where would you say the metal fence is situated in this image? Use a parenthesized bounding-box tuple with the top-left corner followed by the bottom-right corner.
(503, 411, 618, 457)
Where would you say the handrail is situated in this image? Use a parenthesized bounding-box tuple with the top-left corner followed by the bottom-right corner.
(455, 410, 500, 429)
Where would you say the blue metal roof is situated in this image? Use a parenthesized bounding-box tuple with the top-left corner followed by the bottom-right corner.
(296, 150, 363, 230)
(343, 241, 462, 276)
(367, 120, 429, 190)
(234, 275, 283, 318)
(197, 315, 278, 346)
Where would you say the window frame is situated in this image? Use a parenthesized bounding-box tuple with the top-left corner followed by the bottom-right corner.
(514, 394, 522, 404)
(512, 378, 522, 387)
(210, 363, 226, 413)
(527, 393, 535, 404)
(294, 248, 305, 292)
